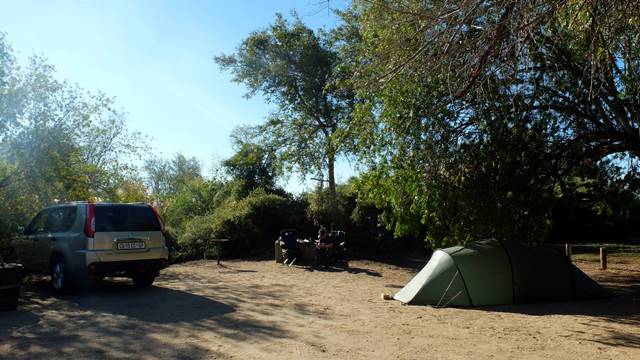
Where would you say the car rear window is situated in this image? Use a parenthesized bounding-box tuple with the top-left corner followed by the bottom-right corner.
(95, 205, 160, 232)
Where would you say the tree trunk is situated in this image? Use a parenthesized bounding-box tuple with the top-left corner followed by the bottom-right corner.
(327, 152, 338, 230)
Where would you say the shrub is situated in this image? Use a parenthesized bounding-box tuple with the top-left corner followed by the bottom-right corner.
(177, 189, 310, 259)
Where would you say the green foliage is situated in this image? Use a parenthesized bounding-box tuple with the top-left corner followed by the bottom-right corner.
(144, 154, 202, 210)
(223, 140, 279, 197)
(337, 1, 640, 247)
(0, 32, 19, 134)
(306, 187, 341, 227)
(161, 178, 231, 237)
(549, 162, 640, 243)
(215, 13, 356, 226)
(142, 159, 237, 261)
(4, 5, 640, 264)
(106, 176, 150, 203)
(305, 183, 355, 229)
(177, 190, 309, 260)
(0, 33, 146, 251)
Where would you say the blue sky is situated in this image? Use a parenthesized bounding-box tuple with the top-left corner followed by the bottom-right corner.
(0, 0, 354, 192)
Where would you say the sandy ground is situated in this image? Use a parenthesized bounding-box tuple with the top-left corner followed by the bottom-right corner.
(1, 257, 639, 360)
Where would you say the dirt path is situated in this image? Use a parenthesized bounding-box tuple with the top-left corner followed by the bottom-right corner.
(1, 259, 639, 359)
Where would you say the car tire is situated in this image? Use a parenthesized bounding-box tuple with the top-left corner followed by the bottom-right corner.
(132, 274, 155, 287)
(51, 256, 73, 294)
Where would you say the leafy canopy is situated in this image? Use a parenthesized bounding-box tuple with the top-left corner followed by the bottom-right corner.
(338, 0, 640, 246)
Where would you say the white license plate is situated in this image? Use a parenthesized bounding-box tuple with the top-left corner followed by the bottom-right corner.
(117, 241, 145, 250)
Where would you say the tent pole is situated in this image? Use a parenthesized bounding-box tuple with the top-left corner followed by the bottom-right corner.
(441, 290, 464, 308)
(436, 271, 459, 308)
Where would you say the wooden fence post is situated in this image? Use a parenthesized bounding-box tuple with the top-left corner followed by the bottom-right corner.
(600, 247, 607, 270)
(565, 243, 572, 260)
(275, 241, 283, 263)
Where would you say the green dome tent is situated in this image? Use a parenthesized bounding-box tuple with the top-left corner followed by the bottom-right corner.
(394, 239, 610, 307)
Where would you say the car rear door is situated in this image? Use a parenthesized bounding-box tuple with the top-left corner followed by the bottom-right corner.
(91, 204, 164, 261)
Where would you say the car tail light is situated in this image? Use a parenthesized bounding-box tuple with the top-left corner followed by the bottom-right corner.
(84, 203, 95, 237)
(149, 205, 166, 234)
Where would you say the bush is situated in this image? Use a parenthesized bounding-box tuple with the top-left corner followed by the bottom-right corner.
(0, 216, 18, 262)
(305, 187, 346, 228)
(176, 190, 311, 260)
(0, 239, 16, 262)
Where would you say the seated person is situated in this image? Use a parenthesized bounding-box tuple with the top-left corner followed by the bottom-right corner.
(315, 226, 335, 266)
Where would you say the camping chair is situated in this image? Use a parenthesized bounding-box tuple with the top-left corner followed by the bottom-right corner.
(331, 230, 347, 248)
(332, 230, 347, 263)
(323, 230, 347, 266)
(278, 229, 301, 266)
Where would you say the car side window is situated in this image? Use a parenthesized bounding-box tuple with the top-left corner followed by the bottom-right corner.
(44, 206, 77, 233)
(60, 206, 78, 231)
(24, 211, 49, 235)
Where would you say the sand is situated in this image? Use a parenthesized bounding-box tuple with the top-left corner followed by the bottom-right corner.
(1, 257, 638, 359)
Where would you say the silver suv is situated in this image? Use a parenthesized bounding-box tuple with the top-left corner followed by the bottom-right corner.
(14, 202, 169, 293)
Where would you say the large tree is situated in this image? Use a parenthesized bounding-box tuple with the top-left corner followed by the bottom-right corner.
(144, 153, 202, 209)
(215, 13, 354, 226)
(0, 34, 146, 232)
(0, 32, 20, 137)
(349, 0, 640, 163)
(223, 139, 279, 196)
(338, 1, 640, 246)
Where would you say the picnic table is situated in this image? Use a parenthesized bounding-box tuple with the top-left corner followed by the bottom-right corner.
(201, 238, 230, 265)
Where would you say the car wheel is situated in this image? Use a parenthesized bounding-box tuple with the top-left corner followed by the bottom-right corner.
(51, 256, 72, 294)
(132, 274, 155, 287)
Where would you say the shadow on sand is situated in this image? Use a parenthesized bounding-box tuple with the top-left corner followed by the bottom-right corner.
(0, 310, 40, 339)
(55, 280, 235, 323)
(0, 275, 294, 359)
(301, 263, 382, 277)
(466, 273, 640, 350)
